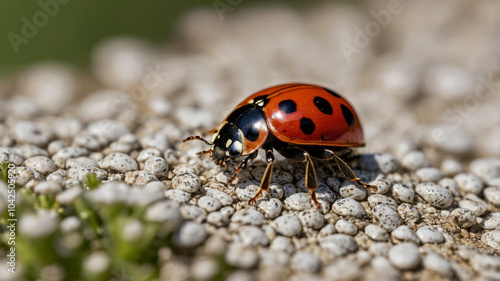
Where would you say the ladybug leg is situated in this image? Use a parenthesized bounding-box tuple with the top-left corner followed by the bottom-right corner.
(228, 151, 258, 183)
(305, 154, 321, 209)
(331, 152, 377, 192)
(249, 149, 275, 205)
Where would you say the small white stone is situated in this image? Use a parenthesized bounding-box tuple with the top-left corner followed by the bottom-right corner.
(335, 219, 358, 236)
(99, 152, 138, 173)
(172, 164, 198, 175)
(14, 166, 43, 185)
(360, 153, 400, 174)
(482, 229, 500, 250)
(392, 183, 414, 203)
(416, 226, 445, 244)
(323, 258, 361, 281)
(145, 200, 182, 225)
(469, 158, 500, 181)
(480, 212, 500, 230)
(204, 187, 233, 206)
(339, 180, 366, 200)
(388, 243, 420, 270)
(454, 173, 483, 195)
(484, 187, 500, 206)
(60, 216, 81, 233)
(415, 183, 453, 208)
(140, 133, 169, 151)
(368, 175, 392, 194)
(68, 166, 108, 182)
(239, 225, 269, 246)
(19, 210, 59, 238)
(191, 257, 218, 281)
(17, 144, 48, 158)
(470, 253, 500, 279)
(172, 173, 201, 193)
(0, 147, 24, 165)
(124, 171, 158, 185)
(416, 167, 443, 182)
(165, 189, 191, 203)
(365, 224, 389, 241)
(272, 214, 302, 237)
(391, 225, 420, 244)
(66, 157, 98, 169)
(319, 234, 358, 256)
(56, 188, 82, 204)
(207, 212, 228, 227)
(291, 251, 321, 273)
(424, 251, 452, 276)
(84, 251, 110, 274)
(144, 157, 168, 178)
(87, 119, 129, 143)
(173, 222, 207, 248)
(235, 181, 259, 201)
(136, 148, 161, 162)
(331, 198, 366, 218)
(369, 242, 389, 256)
(11, 121, 51, 147)
(284, 193, 314, 211)
(298, 209, 324, 229)
(257, 198, 282, 219)
(231, 209, 264, 226)
(402, 150, 429, 171)
(368, 194, 398, 210)
(198, 196, 222, 212)
(34, 181, 62, 195)
(180, 205, 207, 223)
(122, 220, 144, 241)
(52, 147, 88, 168)
(72, 131, 102, 150)
(458, 194, 488, 216)
(372, 205, 401, 232)
(451, 208, 476, 228)
(319, 224, 337, 237)
(270, 236, 294, 254)
(441, 159, 464, 176)
(225, 242, 258, 269)
(438, 177, 461, 197)
(268, 183, 284, 199)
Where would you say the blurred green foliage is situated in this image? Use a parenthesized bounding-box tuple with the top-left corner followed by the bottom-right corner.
(0, 0, 321, 77)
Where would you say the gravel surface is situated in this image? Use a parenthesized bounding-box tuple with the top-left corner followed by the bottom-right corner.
(1, 1, 500, 280)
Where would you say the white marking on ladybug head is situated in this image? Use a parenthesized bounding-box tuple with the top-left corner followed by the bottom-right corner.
(248, 99, 254, 104)
(233, 141, 242, 153)
(225, 151, 230, 156)
(256, 100, 264, 107)
(225, 139, 232, 148)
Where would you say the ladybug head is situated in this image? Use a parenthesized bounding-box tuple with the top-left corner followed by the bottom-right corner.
(211, 123, 243, 166)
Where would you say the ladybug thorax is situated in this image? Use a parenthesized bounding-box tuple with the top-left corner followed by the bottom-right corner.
(210, 105, 270, 165)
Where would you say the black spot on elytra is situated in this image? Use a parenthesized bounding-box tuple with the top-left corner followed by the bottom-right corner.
(300, 117, 315, 135)
(341, 104, 354, 128)
(279, 100, 297, 114)
(323, 88, 341, 98)
(313, 96, 333, 115)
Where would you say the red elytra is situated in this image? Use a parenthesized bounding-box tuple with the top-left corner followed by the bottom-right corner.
(184, 83, 373, 208)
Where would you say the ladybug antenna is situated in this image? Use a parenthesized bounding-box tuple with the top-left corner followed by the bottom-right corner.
(196, 149, 212, 155)
(183, 135, 212, 146)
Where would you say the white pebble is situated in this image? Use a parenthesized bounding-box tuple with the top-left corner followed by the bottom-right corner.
(416, 167, 443, 182)
(470, 253, 500, 279)
(145, 200, 182, 225)
(172, 164, 198, 175)
(11, 121, 51, 147)
(52, 147, 88, 168)
(319, 234, 358, 256)
(365, 224, 389, 241)
(469, 158, 500, 181)
(257, 198, 282, 219)
(270, 236, 294, 254)
(441, 159, 464, 176)
(124, 171, 158, 185)
(391, 225, 419, 244)
(231, 209, 264, 226)
(454, 173, 483, 195)
(458, 194, 488, 216)
(99, 152, 138, 173)
(424, 251, 452, 276)
(298, 209, 324, 229)
(369, 242, 389, 256)
(480, 212, 500, 230)
(482, 229, 500, 250)
(34, 181, 62, 195)
(0, 147, 24, 165)
(144, 157, 168, 178)
(191, 258, 218, 281)
(66, 157, 98, 168)
(484, 187, 500, 206)
(402, 150, 429, 171)
(335, 219, 358, 236)
(165, 189, 191, 203)
(392, 183, 414, 203)
(360, 153, 400, 173)
(451, 208, 476, 228)
(87, 119, 129, 143)
(83, 251, 110, 274)
(17, 144, 48, 158)
(136, 148, 161, 162)
(272, 214, 302, 237)
(225, 242, 258, 269)
(68, 166, 107, 182)
(368, 194, 398, 210)
(291, 251, 321, 273)
(415, 183, 453, 208)
(140, 133, 169, 151)
(204, 187, 233, 206)
(372, 205, 401, 232)
(198, 196, 222, 212)
(19, 210, 59, 238)
(397, 203, 420, 223)
(239, 225, 269, 246)
(331, 198, 366, 218)
(235, 181, 259, 201)
(60, 216, 81, 233)
(282, 183, 297, 197)
(284, 193, 314, 211)
(438, 177, 461, 197)
(172, 173, 201, 193)
(180, 205, 207, 223)
(56, 188, 82, 204)
(416, 226, 444, 244)
(339, 181, 366, 200)
(173, 222, 207, 248)
(323, 258, 361, 281)
(388, 243, 420, 270)
(207, 212, 227, 227)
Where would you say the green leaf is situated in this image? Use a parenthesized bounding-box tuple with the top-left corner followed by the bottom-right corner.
(86, 173, 101, 189)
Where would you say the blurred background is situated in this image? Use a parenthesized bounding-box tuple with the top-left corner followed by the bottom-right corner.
(1, 0, 499, 160)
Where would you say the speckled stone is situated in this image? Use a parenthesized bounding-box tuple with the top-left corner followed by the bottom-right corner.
(388, 243, 420, 270)
(391, 225, 420, 244)
(454, 173, 483, 195)
(257, 198, 282, 219)
(368, 175, 392, 194)
(66, 157, 98, 169)
(272, 214, 302, 237)
(204, 187, 233, 206)
(291, 251, 321, 273)
(484, 187, 500, 206)
(359, 153, 400, 174)
(415, 183, 453, 208)
(239, 225, 269, 246)
(99, 152, 138, 173)
(172, 173, 201, 193)
(331, 198, 366, 218)
(52, 147, 88, 168)
(145, 200, 182, 225)
(319, 234, 358, 256)
(144, 157, 168, 178)
(231, 209, 265, 226)
(23, 156, 57, 175)
(339, 181, 366, 200)
(180, 205, 207, 223)
(165, 189, 191, 203)
(398, 203, 420, 223)
(402, 151, 429, 171)
(416, 167, 443, 182)
(136, 148, 162, 162)
(140, 133, 169, 151)
(480, 212, 500, 230)
(235, 181, 259, 202)
(482, 229, 500, 250)
(284, 193, 314, 211)
(438, 177, 461, 197)
(365, 224, 389, 241)
(368, 194, 398, 210)
(369, 242, 389, 257)
(451, 208, 476, 228)
(198, 196, 222, 212)
(270, 236, 294, 254)
(225, 242, 258, 269)
(423, 251, 452, 276)
(335, 219, 358, 236)
(416, 226, 444, 244)
(298, 209, 324, 229)
(68, 166, 108, 182)
(458, 194, 488, 216)
(392, 183, 415, 203)
(124, 171, 158, 185)
(470, 253, 500, 279)
(372, 205, 401, 232)
(173, 222, 207, 248)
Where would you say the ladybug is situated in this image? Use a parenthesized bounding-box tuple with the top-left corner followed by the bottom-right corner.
(184, 83, 373, 208)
